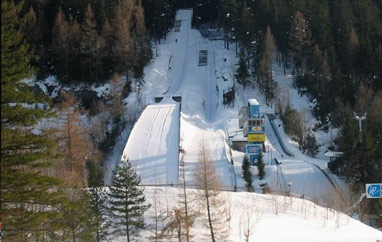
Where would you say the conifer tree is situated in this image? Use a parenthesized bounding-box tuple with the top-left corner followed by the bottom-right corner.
(112, 0, 134, 75)
(59, 190, 96, 242)
(260, 26, 277, 105)
(242, 155, 253, 191)
(81, 4, 98, 80)
(288, 11, 312, 77)
(257, 152, 265, 180)
(51, 7, 70, 82)
(132, 3, 151, 78)
(235, 48, 250, 88)
(1, 1, 63, 239)
(22, 7, 40, 48)
(86, 160, 109, 242)
(109, 161, 150, 242)
(67, 18, 82, 80)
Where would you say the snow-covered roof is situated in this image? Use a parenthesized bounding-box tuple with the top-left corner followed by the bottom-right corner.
(324, 151, 344, 157)
(248, 98, 259, 105)
(231, 130, 247, 142)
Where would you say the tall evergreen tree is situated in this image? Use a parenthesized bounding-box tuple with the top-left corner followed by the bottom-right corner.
(81, 4, 98, 81)
(241, 155, 253, 191)
(235, 48, 250, 88)
(288, 11, 312, 77)
(131, 3, 151, 78)
(109, 161, 150, 242)
(112, 0, 134, 75)
(86, 160, 109, 242)
(59, 190, 96, 242)
(260, 26, 277, 105)
(1, 1, 63, 239)
(257, 152, 265, 180)
(51, 7, 70, 82)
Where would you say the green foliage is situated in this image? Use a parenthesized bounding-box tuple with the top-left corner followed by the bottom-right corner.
(280, 104, 303, 142)
(257, 152, 265, 180)
(109, 161, 150, 241)
(241, 155, 253, 191)
(59, 190, 97, 242)
(1, 2, 64, 239)
(86, 160, 110, 241)
(235, 48, 250, 88)
(301, 132, 318, 157)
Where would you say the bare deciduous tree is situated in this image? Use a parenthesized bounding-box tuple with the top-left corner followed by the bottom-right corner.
(193, 138, 222, 242)
(240, 196, 263, 242)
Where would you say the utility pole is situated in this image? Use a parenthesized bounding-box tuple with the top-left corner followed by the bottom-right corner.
(353, 112, 367, 141)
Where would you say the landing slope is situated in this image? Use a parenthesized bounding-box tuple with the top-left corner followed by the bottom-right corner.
(121, 100, 180, 185)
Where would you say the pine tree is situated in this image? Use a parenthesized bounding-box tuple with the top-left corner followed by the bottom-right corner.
(81, 4, 98, 81)
(51, 7, 70, 82)
(59, 190, 96, 242)
(132, 2, 151, 78)
(235, 48, 250, 88)
(22, 7, 40, 48)
(109, 161, 150, 242)
(86, 160, 109, 242)
(112, 0, 134, 75)
(288, 11, 312, 77)
(257, 152, 265, 180)
(1, 2, 63, 239)
(241, 155, 253, 191)
(260, 26, 277, 105)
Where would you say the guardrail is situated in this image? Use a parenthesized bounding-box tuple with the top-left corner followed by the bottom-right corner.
(266, 114, 294, 157)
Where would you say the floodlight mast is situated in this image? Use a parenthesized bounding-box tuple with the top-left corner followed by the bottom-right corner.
(353, 112, 367, 141)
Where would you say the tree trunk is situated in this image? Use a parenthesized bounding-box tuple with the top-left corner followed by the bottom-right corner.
(126, 192, 130, 242)
(205, 189, 215, 242)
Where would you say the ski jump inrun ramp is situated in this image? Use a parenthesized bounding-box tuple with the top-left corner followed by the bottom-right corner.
(120, 10, 192, 185)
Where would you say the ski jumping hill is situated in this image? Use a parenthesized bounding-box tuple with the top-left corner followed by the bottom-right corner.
(120, 9, 193, 185)
(121, 98, 180, 185)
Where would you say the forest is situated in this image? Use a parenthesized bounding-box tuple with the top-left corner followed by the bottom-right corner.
(1, 0, 382, 240)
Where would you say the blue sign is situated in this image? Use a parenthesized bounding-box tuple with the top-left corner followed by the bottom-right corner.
(246, 144, 262, 155)
(366, 184, 382, 198)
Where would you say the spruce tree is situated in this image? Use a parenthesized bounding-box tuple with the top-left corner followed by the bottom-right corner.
(51, 7, 70, 82)
(241, 155, 253, 191)
(109, 161, 150, 242)
(86, 160, 110, 242)
(235, 48, 250, 88)
(81, 4, 98, 81)
(60, 190, 96, 242)
(1, 1, 63, 239)
(257, 152, 266, 180)
(288, 11, 312, 77)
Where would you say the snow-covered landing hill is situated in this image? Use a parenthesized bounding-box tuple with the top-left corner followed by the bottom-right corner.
(114, 187, 382, 242)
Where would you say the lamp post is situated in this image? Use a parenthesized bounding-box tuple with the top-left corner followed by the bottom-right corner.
(353, 112, 367, 141)
(288, 181, 292, 196)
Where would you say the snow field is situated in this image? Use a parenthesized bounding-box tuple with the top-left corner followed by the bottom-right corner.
(113, 187, 382, 241)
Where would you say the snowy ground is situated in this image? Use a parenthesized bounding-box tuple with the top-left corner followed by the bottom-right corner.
(116, 187, 382, 242)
